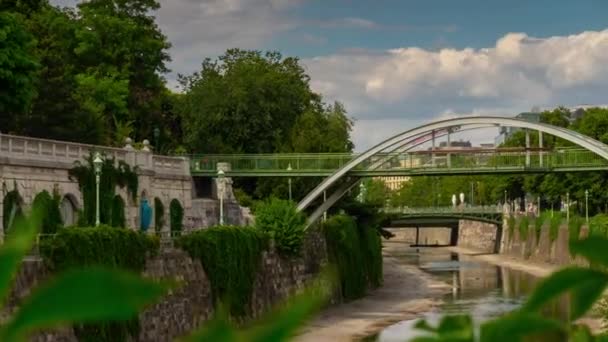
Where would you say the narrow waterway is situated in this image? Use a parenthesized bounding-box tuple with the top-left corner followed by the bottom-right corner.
(366, 246, 569, 341)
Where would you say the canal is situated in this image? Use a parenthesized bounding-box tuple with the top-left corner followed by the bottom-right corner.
(365, 246, 569, 341)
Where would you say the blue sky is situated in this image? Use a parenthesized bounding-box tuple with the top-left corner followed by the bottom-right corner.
(53, 0, 608, 150)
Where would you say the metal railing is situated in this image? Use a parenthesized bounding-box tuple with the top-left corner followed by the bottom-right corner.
(189, 149, 608, 176)
(382, 205, 503, 215)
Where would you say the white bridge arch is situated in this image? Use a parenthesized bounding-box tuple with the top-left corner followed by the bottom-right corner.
(297, 116, 608, 225)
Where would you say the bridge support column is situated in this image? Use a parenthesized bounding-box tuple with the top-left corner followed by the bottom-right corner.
(539, 131, 543, 167)
(415, 226, 420, 246)
(450, 223, 459, 246)
(525, 129, 531, 167)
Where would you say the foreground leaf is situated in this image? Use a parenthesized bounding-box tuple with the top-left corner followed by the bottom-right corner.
(570, 236, 608, 267)
(0, 211, 40, 303)
(522, 267, 608, 320)
(1, 267, 168, 340)
(480, 312, 564, 342)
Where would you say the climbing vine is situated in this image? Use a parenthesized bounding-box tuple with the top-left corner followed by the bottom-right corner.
(533, 212, 548, 246)
(324, 215, 366, 300)
(518, 216, 529, 241)
(507, 215, 516, 241)
(169, 199, 183, 235)
(176, 226, 268, 317)
(32, 190, 63, 234)
(154, 198, 164, 233)
(2, 189, 23, 233)
(69, 153, 138, 227)
(39, 225, 159, 341)
(568, 216, 584, 241)
(549, 214, 562, 242)
(111, 195, 126, 228)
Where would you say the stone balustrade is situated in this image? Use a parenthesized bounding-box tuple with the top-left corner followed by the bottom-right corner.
(0, 133, 189, 177)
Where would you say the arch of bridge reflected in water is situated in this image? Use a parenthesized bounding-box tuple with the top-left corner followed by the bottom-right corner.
(365, 248, 570, 342)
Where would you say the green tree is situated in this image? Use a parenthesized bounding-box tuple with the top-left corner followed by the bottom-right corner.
(0, 11, 39, 133)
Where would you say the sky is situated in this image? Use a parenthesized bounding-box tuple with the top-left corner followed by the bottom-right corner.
(53, 0, 608, 151)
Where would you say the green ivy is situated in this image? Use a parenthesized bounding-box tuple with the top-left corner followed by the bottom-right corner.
(518, 216, 529, 241)
(39, 226, 159, 341)
(548, 214, 562, 243)
(323, 215, 368, 301)
(533, 212, 548, 246)
(154, 198, 164, 233)
(507, 215, 516, 241)
(254, 198, 306, 256)
(69, 153, 138, 227)
(111, 195, 126, 228)
(31, 190, 63, 234)
(568, 216, 584, 242)
(176, 226, 268, 317)
(169, 199, 183, 235)
(2, 189, 23, 233)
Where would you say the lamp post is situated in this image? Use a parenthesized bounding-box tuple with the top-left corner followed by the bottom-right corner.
(585, 189, 589, 225)
(217, 169, 225, 225)
(153, 127, 160, 153)
(287, 163, 292, 201)
(93, 152, 103, 227)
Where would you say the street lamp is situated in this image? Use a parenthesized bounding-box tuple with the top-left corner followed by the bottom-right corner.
(93, 152, 103, 226)
(287, 163, 292, 201)
(585, 189, 589, 225)
(153, 127, 160, 153)
(217, 169, 225, 225)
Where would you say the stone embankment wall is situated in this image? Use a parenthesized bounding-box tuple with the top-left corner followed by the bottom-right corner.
(385, 227, 452, 245)
(10, 232, 328, 342)
(457, 220, 501, 253)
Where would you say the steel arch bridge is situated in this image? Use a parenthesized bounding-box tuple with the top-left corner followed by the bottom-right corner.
(294, 116, 608, 227)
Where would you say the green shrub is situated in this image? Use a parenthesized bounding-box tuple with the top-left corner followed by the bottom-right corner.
(32, 190, 63, 234)
(359, 224, 383, 288)
(154, 198, 165, 233)
(324, 214, 367, 301)
(176, 226, 268, 317)
(254, 198, 306, 256)
(590, 214, 608, 237)
(39, 226, 159, 341)
(169, 199, 183, 235)
(111, 195, 126, 228)
(518, 216, 530, 241)
(234, 188, 254, 208)
(549, 214, 562, 242)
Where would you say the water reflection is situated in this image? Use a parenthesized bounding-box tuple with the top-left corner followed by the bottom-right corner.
(370, 248, 568, 341)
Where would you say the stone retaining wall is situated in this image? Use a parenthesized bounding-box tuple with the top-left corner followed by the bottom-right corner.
(385, 227, 452, 245)
(8, 230, 328, 341)
(457, 220, 500, 253)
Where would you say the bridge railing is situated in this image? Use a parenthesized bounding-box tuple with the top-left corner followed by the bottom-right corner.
(189, 148, 608, 175)
(382, 205, 503, 214)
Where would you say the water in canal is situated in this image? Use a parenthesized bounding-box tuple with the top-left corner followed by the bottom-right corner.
(367, 247, 569, 341)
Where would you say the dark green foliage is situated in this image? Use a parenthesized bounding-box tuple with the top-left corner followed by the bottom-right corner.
(176, 226, 268, 317)
(518, 216, 529, 241)
(154, 197, 164, 233)
(533, 212, 547, 245)
(32, 190, 63, 234)
(111, 195, 126, 228)
(69, 153, 138, 227)
(169, 199, 183, 235)
(2, 189, 23, 233)
(0, 11, 39, 133)
(39, 225, 159, 342)
(359, 224, 383, 288)
(254, 198, 306, 256)
(323, 215, 366, 300)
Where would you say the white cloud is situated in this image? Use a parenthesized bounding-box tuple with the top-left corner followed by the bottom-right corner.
(303, 29, 608, 149)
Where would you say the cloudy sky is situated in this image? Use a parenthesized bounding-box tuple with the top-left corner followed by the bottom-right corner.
(53, 0, 608, 150)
